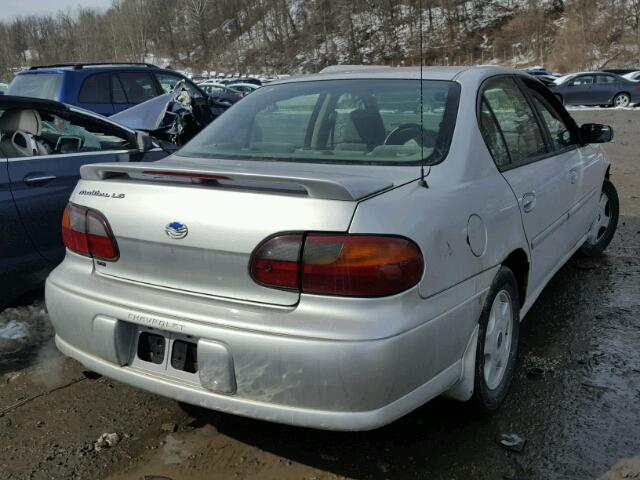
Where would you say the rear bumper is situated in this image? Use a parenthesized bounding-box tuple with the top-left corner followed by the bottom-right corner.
(54, 334, 459, 431)
(46, 255, 494, 431)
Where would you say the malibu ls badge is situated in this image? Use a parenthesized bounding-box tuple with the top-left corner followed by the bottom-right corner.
(165, 221, 188, 240)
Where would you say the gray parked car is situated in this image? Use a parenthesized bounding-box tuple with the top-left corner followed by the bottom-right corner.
(46, 66, 618, 431)
(549, 71, 640, 107)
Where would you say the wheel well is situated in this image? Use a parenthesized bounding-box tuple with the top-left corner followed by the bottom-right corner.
(502, 249, 529, 306)
(605, 165, 611, 179)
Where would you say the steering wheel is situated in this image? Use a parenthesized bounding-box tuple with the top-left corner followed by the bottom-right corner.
(384, 123, 437, 147)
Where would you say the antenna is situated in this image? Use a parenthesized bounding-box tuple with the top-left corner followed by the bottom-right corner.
(418, 0, 428, 188)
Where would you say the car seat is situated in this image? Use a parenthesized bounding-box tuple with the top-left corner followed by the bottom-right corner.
(349, 109, 386, 149)
(0, 109, 49, 157)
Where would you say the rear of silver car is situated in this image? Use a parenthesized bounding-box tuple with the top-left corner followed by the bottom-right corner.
(46, 75, 481, 430)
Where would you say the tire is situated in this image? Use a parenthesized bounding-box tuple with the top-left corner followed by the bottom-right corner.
(613, 93, 630, 108)
(580, 179, 619, 256)
(555, 94, 564, 105)
(470, 266, 520, 412)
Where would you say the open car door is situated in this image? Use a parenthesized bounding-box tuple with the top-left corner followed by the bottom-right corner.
(2, 99, 164, 264)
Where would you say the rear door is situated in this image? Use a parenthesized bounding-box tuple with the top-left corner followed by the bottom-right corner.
(592, 74, 617, 104)
(479, 76, 574, 292)
(7, 109, 143, 263)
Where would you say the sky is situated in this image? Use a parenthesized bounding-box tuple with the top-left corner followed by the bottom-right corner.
(0, 0, 111, 21)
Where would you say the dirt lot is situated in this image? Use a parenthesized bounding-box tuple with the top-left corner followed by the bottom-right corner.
(1, 109, 639, 480)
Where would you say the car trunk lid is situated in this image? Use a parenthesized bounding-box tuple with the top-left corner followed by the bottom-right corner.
(72, 158, 399, 306)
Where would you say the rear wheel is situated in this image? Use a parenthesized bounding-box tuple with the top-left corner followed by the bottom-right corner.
(470, 267, 520, 412)
(613, 93, 630, 108)
(580, 179, 619, 256)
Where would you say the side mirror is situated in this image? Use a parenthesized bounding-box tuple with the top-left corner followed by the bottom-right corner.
(136, 132, 157, 152)
(580, 123, 613, 144)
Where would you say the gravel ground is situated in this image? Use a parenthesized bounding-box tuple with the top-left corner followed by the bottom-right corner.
(0, 109, 638, 480)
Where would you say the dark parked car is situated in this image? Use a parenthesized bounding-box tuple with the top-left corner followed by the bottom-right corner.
(227, 77, 262, 86)
(601, 68, 639, 75)
(7, 62, 212, 117)
(0, 95, 168, 306)
(198, 83, 244, 105)
(549, 72, 640, 107)
(523, 67, 555, 77)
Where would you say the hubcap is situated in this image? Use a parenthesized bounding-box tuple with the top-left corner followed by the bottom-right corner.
(483, 290, 513, 390)
(615, 95, 630, 107)
(588, 192, 611, 244)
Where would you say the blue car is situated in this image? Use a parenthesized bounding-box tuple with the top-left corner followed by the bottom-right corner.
(1, 95, 168, 306)
(6, 62, 211, 117)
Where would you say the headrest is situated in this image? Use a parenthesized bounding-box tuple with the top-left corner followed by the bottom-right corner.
(0, 109, 42, 136)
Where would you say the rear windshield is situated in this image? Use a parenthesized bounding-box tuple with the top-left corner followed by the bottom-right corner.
(7, 73, 62, 100)
(178, 79, 460, 165)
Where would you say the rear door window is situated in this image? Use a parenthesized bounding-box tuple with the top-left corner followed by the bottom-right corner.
(480, 77, 547, 168)
(7, 74, 62, 100)
(113, 72, 158, 104)
(78, 73, 111, 103)
(596, 75, 616, 85)
(479, 98, 511, 167)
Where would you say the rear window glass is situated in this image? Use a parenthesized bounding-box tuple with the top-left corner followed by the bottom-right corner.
(78, 73, 111, 103)
(178, 79, 460, 166)
(7, 74, 62, 100)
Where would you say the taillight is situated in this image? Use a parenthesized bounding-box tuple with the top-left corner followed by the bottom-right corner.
(250, 234, 303, 290)
(250, 234, 423, 297)
(62, 203, 118, 260)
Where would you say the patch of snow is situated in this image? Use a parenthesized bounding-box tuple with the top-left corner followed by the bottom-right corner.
(0, 320, 28, 340)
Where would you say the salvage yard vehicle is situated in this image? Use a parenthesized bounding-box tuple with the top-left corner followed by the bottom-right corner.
(46, 66, 619, 431)
(0, 95, 167, 307)
(197, 82, 244, 105)
(550, 71, 640, 107)
(7, 62, 214, 117)
(226, 82, 260, 96)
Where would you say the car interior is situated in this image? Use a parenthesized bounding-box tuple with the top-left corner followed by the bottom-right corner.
(0, 108, 133, 158)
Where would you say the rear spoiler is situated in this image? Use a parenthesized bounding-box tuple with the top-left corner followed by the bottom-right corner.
(80, 161, 394, 201)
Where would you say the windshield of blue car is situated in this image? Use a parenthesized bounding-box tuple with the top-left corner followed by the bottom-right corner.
(7, 74, 62, 100)
(177, 79, 460, 166)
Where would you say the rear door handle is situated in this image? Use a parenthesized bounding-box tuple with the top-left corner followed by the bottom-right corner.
(23, 173, 57, 186)
(522, 192, 536, 213)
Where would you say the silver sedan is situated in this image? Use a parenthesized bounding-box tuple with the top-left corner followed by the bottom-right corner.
(46, 66, 618, 431)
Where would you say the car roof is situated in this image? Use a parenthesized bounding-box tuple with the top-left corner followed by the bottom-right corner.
(270, 65, 519, 85)
(567, 71, 620, 76)
(17, 63, 168, 75)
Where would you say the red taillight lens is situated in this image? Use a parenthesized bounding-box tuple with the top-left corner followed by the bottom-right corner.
(302, 235, 423, 296)
(62, 204, 118, 260)
(250, 234, 303, 289)
(250, 234, 423, 297)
